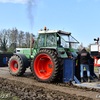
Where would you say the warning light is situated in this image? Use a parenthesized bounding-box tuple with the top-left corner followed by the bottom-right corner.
(59, 51, 65, 54)
(44, 27, 47, 30)
(98, 37, 99, 41)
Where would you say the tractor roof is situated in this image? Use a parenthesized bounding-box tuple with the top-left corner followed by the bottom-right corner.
(38, 30, 71, 35)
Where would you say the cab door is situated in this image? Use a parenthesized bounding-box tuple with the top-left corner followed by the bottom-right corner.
(36, 34, 45, 52)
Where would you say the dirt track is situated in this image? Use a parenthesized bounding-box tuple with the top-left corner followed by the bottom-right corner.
(0, 67, 99, 100)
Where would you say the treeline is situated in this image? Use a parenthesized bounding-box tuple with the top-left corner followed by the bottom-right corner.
(0, 27, 92, 53)
(0, 28, 35, 53)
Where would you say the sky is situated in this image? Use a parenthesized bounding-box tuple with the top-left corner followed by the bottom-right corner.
(0, 0, 100, 47)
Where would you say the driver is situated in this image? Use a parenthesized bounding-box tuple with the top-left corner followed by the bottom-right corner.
(57, 40, 62, 47)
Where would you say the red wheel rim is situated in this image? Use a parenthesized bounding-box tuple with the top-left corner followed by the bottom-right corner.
(10, 60, 18, 72)
(34, 54, 53, 80)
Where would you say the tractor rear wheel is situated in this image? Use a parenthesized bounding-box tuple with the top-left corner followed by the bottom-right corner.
(31, 49, 60, 82)
(8, 55, 26, 76)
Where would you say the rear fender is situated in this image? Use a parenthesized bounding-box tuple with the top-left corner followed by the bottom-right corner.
(39, 48, 61, 57)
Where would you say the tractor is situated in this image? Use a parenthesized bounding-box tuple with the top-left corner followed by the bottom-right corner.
(8, 27, 79, 83)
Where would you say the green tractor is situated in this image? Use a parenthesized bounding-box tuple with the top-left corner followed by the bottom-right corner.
(8, 27, 79, 82)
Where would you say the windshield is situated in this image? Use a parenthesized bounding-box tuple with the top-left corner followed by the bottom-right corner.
(58, 33, 79, 49)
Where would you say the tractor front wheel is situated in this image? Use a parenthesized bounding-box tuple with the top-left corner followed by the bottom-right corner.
(31, 49, 59, 82)
(8, 55, 26, 76)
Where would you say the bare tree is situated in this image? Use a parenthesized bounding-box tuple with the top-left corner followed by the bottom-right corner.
(0, 27, 36, 52)
(0, 29, 8, 52)
(9, 28, 18, 48)
(25, 32, 30, 47)
(77, 42, 83, 51)
(18, 31, 25, 47)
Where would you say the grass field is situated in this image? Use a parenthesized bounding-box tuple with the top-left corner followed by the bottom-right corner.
(94, 68, 98, 72)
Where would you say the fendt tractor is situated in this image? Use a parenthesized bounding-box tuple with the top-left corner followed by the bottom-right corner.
(8, 27, 79, 83)
(8, 27, 99, 88)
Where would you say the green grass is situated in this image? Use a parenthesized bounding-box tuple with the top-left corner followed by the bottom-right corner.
(84, 68, 98, 72)
(0, 92, 20, 100)
(94, 68, 98, 72)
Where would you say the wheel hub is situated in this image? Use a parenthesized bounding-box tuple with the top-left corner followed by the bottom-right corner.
(34, 54, 53, 80)
(14, 64, 18, 68)
(48, 64, 52, 68)
(11, 60, 18, 72)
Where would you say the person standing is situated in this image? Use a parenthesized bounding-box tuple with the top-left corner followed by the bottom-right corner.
(77, 47, 91, 83)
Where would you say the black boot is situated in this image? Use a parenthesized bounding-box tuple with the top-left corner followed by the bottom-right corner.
(98, 75, 100, 81)
(99, 74, 100, 78)
(81, 77, 83, 83)
(88, 77, 91, 83)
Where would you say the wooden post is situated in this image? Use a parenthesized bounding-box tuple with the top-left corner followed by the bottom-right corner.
(30, 34, 32, 58)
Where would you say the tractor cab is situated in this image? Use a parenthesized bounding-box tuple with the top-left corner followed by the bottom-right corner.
(36, 27, 79, 58)
(56, 31, 79, 58)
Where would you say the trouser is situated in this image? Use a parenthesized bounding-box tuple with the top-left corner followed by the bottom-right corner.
(80, 64, 90, 78)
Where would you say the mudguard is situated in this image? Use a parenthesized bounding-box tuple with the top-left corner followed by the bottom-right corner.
(39, 48, 61, 57)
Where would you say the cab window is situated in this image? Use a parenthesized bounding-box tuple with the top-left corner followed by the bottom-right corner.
(46, 33, 56, 47)
(37, 34, 45, 47)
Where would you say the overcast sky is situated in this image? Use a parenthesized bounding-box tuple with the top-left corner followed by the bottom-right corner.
(0, 0, 100, 47)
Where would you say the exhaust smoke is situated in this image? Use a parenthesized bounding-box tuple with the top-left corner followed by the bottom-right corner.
(27, 0, 37, 32)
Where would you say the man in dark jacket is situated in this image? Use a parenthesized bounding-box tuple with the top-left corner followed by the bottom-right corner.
(77, 47, 91, 82)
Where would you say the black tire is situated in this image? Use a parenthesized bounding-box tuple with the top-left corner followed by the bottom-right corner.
(8, 55, 26, 76)
(58, 58, 63, 81)
(31, 49, 60, 82)
(51, 50, 63, 82)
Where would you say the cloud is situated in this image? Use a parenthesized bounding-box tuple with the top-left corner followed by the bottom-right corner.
(0, 0, 29, 4)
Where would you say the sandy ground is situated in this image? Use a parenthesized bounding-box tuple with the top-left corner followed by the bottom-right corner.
(0, 67, 100, 100)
